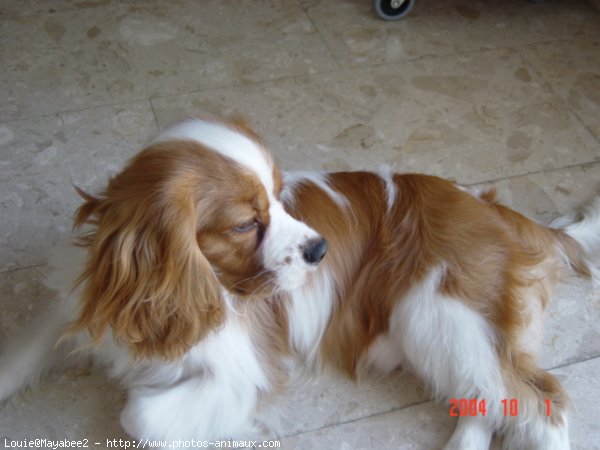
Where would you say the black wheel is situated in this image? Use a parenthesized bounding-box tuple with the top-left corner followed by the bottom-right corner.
(373, 0, 415, 21)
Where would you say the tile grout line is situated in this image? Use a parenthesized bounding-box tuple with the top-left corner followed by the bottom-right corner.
(0, 98, 157, 128)
(280, 399, 433, 440)
(462, 159, 600, 189)
(4, 34, 595, 126)
(296, 0, 344, 72)
(148, 98, 161, 132)
(146, 66, 342, 108)
(0, 263, 45, 275)
(331, 35, 599, 74)
(567, 109, 600, 148)
(284, 353, 600, 440)
(0, 66, 339, 126)
(550, 353, 600, 372)
(516, 42, 600, 147)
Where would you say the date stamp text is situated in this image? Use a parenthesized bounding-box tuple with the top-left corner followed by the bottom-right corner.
(449, 398, 553, 417)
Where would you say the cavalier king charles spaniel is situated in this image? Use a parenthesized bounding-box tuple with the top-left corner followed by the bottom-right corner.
(1, 117, 598, 450)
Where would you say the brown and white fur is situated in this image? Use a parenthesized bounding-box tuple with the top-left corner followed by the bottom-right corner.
(1, 117, 598, 449)
(282, 168, 600, 449)
(0, 117, 327, 444)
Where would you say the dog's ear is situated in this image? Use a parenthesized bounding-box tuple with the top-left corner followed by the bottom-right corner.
(70, 146, 225, 360)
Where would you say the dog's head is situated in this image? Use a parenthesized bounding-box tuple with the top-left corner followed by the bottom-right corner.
(72, 118, 327, 360)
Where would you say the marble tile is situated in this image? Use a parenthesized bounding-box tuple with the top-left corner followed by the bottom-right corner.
(2, 0, 600, 447)
(0, 102, 157, 272)
(478, 162, 600, 224)
(0, 265, 49, 335)
(0, 0, 338, 121)
(0, 266, 127, 446)
(0, 370, 127, 445)
(153, 47, 600, 182)
(475, 163, 600, 370)
(468, 163, 600, 370)
(280, 357, 600, 450)
(281, 401, 453, 450)
(541, 279, 600, 370)
(0, 0, 113, 16)
(556, 357, 600, 450)
(520, 38, 600, 142)
(280, 370, 427, 436)
(300, 0, 600, 67)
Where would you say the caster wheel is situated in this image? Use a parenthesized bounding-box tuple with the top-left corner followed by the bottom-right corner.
(373, 0, 415, 20)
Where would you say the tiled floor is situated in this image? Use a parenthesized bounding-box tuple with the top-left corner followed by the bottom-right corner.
(1, 0, 600, 448)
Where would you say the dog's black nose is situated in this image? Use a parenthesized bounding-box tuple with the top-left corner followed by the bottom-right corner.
(302, 238, 328, 265)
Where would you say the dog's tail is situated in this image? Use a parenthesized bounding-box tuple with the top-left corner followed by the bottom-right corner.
(0, 245, 86, 402)
(550, 196, 600, 281)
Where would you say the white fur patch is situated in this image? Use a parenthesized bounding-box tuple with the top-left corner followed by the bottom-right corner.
(377, 165, 397, 213)
(552, 195, 600, 283)
(281, 171, 349, 210)
(455, 184, 488, 201)
(288, 271, 336, 364)
(263, 201, 321, 291)
(155, 119, 274, 193)
(121, 296, 273, 442)
(442, 416, 493, 450)
(365, 266, 505, 416)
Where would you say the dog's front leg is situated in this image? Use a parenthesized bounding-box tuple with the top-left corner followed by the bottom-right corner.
(120, 375, 264, 448)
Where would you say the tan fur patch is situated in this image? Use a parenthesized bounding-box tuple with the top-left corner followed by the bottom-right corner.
(70, 141, 276, 360)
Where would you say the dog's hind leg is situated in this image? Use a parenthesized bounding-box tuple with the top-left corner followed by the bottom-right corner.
(387, 267, 505, 450)
(498, 355, 570, 450)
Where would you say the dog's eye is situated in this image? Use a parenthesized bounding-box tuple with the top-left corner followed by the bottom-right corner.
(233, 220, 258, 233)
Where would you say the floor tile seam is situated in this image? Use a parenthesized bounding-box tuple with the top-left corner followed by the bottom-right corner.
(282, 354, 600, 439)
(280, 400, 432, 439)
(569, 110, 600, 147)
(145, 65, 352, 106)
(0, 263, 45, 275)
(0, 3, 112, 21)
(4, 36, 593, 124)
(511, 35, 600, 53)
(144, 36, 600, 118)
(515, 41, 600, 146)
(0, 98, 156, 127)
(145, 38, 593, 107)
(282, 352, 600, 440)
(148, 98, 161, 132)
(299, 2, 344, 72)
(1, 64, 350, 124)
(550, 354, 600, 372)
(462, 159, 600, 188)
(11, 40, 588, 124)
(338, 35, 599, 72)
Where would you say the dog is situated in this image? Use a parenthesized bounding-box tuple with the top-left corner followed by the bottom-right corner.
(0, 117, 328, 442)
(281, 167, 599, 450)
(1, 117, 598, 450)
